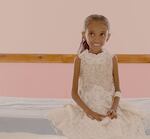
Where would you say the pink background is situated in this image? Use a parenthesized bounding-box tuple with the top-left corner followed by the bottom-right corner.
(0, 0, 150, 54)
(0, 0, 150, 98)
(0, 63, 149, 98)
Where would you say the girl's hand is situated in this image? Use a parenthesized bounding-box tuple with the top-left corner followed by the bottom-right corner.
(85, 110, 106, 121)
(106, 108, 117, 119)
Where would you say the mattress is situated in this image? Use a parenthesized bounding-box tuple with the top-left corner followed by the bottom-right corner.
(0, 132, 68, 139)
(0, 97, 150, 136)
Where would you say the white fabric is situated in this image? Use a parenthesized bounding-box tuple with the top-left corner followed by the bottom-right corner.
(0, 97, 73, 118)
(0, 132, 68, 139)
(48, 48, 150, 139)
(0, 96, 150, 119)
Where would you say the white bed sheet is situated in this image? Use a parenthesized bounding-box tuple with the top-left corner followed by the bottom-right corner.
(0, 97, 150, 136)
(0, 97, 74, 118)
(0, 97, 150, 118)
(0, 132, 68, 139)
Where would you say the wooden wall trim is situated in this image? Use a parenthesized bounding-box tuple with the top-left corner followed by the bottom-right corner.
(117, 54, 150, 63)
(0, 54, 150, 63)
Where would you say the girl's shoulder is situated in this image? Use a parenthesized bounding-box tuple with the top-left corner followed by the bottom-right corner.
(73, 55, 81, 67)
(77, 49, 87, 59)
(74, 55, 81, 62)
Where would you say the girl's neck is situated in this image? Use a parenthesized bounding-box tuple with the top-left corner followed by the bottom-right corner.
(88, 48, 103, 55)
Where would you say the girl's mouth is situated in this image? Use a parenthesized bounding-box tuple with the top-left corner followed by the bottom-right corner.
(94, 43, 100, 46)
(92, 42, 101, 45)
(92, 44, 101, 47)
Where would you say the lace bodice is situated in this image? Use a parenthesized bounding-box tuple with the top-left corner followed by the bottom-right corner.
(77, 48, 115, 98)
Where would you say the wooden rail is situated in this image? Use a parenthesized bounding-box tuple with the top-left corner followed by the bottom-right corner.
(0, 54, 150, 63)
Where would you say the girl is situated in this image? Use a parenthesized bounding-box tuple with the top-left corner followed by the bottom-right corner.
(48, 14, 150, 139)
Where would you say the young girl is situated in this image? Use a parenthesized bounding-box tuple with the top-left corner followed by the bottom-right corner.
(48, 14, 150, 139)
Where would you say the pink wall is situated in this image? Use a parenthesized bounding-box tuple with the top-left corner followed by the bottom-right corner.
(0, 0, 150, 54)
(0, 63, 149, 98)
(119, 64, 150, 98)
(0, 0, 150, 98)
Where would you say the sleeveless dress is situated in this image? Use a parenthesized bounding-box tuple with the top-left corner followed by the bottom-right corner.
(47, 48, 150, 139)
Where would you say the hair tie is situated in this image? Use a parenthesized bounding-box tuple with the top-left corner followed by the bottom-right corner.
(114, 91, 121, 98)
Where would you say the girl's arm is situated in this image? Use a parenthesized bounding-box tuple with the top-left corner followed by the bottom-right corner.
(111, 55, 121, 111)
(71, 56, 95, 113)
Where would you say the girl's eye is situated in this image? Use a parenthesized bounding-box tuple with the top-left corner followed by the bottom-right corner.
(100, 33, 105, 36)
(89, 33, 94, 36)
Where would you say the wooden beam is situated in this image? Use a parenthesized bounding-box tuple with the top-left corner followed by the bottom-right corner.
(0, 54, 150, 63)
(117, 54, 150, 63)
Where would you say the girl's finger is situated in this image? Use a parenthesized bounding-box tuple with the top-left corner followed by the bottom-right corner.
(107, 110, 111, 114)
(107, 111, 111, 116)
(111, 113, 117, 119)
(87, 114, 95, 120)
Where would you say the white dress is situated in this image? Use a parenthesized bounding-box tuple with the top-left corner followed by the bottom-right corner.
(47, 48, 150, 139)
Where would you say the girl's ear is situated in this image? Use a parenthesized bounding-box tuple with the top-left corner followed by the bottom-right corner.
(106, 33, 111, 42)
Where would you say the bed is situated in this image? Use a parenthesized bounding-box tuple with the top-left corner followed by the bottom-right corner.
(0, 97, 150, 138)
(0, 97, 71, 139)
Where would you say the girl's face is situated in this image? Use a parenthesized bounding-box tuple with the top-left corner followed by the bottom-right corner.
(82, 20, 111, 53)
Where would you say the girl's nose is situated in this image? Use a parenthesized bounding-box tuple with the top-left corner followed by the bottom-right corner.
(93, 37, 102, 42)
